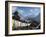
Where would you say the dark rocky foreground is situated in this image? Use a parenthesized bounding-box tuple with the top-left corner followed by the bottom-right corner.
(13, 23, 40, 30)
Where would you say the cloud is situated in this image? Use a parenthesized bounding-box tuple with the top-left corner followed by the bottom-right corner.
(12, 7, 17, 13)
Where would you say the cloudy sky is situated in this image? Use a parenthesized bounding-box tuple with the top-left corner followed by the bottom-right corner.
(12, 6, 40, 23)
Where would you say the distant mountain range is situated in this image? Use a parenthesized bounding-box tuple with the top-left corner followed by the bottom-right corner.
(12, 10, 40, 25)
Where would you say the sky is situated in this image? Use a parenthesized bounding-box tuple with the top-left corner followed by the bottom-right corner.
(12, 6, 40, 23)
